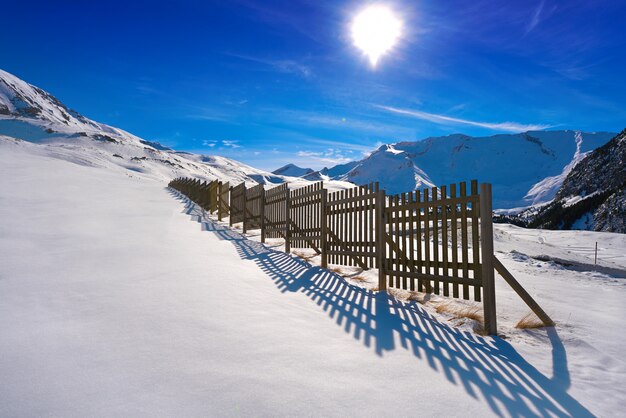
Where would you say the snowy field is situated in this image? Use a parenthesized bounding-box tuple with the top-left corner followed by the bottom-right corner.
(1, 142, 625, 417)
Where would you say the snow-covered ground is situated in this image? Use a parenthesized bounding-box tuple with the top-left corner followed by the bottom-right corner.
(1, 142, 625, 417)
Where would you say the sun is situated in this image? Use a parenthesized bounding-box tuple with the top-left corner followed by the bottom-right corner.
(351, 5, 403, 67)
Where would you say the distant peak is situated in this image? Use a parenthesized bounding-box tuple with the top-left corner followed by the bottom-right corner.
(272, 163, 315, 177)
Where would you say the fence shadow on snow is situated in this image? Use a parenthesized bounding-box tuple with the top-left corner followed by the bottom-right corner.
(169, 189, 592, 418)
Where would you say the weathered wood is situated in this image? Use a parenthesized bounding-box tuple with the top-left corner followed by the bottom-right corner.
(471, 180, 481, 302)
(450, 183, 459, 298)
(480, 183, 497, 335)
(321, 188, 328, 268)
(493, 256, 554, 326)
(441, 185, 449, 297)
(384, 234, 433, 292)
(230, 183, 246, 227)
(171, 175, 546, 337)
(289, 182, 323, 252)
(218, 181, 230, 221)
(460, 182, 470, 300)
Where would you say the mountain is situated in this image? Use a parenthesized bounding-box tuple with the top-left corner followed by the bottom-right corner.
(0, 68, 341, 189)
(323, 131, 616, 209)
(272, 163, 314, 177)
(525, 130, 626, 233)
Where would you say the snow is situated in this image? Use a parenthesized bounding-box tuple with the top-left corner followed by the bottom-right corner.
(524, 132, 589, 205)
(272, 163, 314, 177)
(2, 138, 625, 417)
(0, 68, 352, 192)
(339, 131, 616, 210)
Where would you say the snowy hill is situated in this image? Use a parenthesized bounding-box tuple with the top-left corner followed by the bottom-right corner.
(324, 131, 616, 209)
(0, 68, 350, 190)
(1, 139, 625, 416)
(272, 163, 314, 177)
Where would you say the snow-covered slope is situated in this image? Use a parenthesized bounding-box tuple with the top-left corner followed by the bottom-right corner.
(272, 163, 314, 177)
(0, 68, 352, 190)
(1, 142, 624, 417)
(325, 131, 615, 209)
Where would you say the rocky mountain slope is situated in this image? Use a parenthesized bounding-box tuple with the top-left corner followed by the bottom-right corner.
(525, 130, 626, 233)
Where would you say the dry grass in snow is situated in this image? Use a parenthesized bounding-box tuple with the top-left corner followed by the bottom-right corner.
(515, 312, 549, 329)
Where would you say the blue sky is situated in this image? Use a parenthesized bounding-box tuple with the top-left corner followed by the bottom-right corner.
(2, 0, 625, 170)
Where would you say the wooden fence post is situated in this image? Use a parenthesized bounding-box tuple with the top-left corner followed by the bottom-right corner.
(285, 188, 291, 253)
(376, 188, 387, 292)
(217, 181, 222, 220)
(480, 183, 497, 335)
(229, 185, 234, 227)
(260, 188, 266, 243)
(242, 186, 248, 234)
(321, 188, 328, 268)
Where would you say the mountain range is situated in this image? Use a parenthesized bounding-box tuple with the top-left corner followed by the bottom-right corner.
(1, 68, 622, 232)
(281, 130, 616, 210)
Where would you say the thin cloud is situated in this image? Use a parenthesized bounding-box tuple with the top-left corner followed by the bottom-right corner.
(225, 52, 312, 78)
(297, 149, 353, 165)
(525, 0, 546, 35)
(376, 105, 552, 132)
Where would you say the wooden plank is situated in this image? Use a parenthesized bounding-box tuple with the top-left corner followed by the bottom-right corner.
(408, 191, 416, 291)
(321, 188, 328, 268)
(441, 185, 449, 297)
(423, 188, 431, 287)
(376, 188, 386, 290)
(416, 190, 423, 292)
(432, 187, 440, 294)
(383, 268, 480, 287)
(471, 180, 481, 301)
(450, 183, 459, 298)
(493, 256, 554, 326)
(460, 182, 469, 300)
(285, 186, 291, 253)
(401, 193, 408, 289)
(326, 227, 366, 269)
(480, 183, 497, 335)
(384, 234, 433, 292)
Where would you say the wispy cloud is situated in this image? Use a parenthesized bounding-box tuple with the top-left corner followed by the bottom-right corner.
(376, 105, 552, 132)
(226, 52, 312, 78)
(525, 0, 546, 35)
(222, 140, 241, 148)
(297, 148, 353, 165)
(201, 139, 241, 149)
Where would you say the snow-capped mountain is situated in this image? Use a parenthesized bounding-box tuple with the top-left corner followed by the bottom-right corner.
(272, 163, 314, 177)
(322, 131, 616, 209)
(526, 129, 626, 233)
(0, 68, 348, 189)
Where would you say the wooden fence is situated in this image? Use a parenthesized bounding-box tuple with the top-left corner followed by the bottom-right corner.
(168, 176, 554, 335)
(289, 182, 324, 255)
(263, 183, 289, 248)
(246, 184, 265, 232)
(229, 182, 246, 228)
(326, 183, 380, 270)
(218, 181, 230, 221)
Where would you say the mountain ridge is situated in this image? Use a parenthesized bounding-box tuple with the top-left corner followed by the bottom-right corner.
(312, 129, 617, 209)
(0, 68, 352, 192)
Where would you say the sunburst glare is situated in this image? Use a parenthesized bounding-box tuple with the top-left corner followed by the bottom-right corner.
(351, 4, 403, 67)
